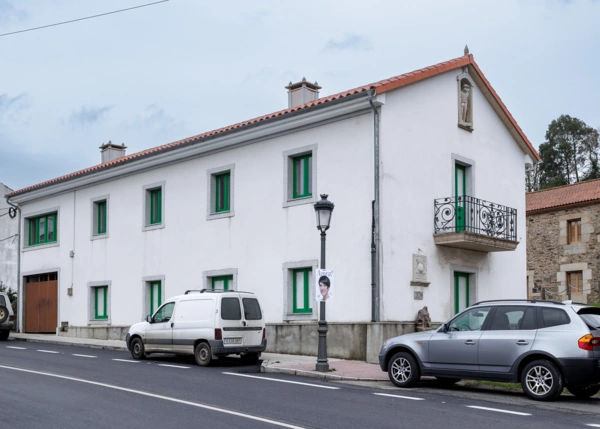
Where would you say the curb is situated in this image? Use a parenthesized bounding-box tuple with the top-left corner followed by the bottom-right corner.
(261, 360, 390, 382)
(11, 336, 128, 352)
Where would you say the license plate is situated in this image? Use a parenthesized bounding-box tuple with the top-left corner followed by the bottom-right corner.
(224, 338, 242, 345)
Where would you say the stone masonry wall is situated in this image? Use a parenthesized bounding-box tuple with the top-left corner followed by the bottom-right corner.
(527, 204, 600, 304)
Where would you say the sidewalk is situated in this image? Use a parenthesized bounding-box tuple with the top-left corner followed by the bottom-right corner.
(8, 333, 388, 382)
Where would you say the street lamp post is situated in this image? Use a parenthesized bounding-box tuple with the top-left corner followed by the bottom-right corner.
(314, 194, 334, 372)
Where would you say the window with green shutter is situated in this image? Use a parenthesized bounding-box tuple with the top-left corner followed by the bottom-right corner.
(149, 281, 162, 314)
(27, 213, 58, 246)
(95, 200, 107, 235)
(215, 172, 230, 212)
(149, 188, 162, 224)
(94, 286, 108, 320)
(212, 275, 233, 291)
(292, 268, 312, 313)
(292, 154, 312, 199)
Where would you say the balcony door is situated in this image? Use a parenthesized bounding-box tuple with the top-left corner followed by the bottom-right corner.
(455, 165, 466, 232)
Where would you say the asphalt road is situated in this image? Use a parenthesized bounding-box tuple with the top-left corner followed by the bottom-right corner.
(1, 341, 599, 429)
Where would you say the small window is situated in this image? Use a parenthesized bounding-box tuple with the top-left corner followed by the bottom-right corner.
(215, 172, 230, 213)
(94, 200, 107, 235)
(292, 153, 312, 199)
(567, 219, 582, 244)
(540, 308, 571, 328)
(153, 302, 174, 323)
(27, 212, 58, 246)
(149, 188, 162, 224)
(149, 281, 162, 315)
(143, 182, 165, 230)
(567, 271, 583, 294)
(93, 286, 108, 320)
(212, 275, 233, 291)
(221, 298, 241, 320)
(292, 268, 312, 314)
(242, 298, 262, 320)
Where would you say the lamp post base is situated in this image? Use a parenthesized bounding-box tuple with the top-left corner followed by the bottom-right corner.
(315, 361, 329, 372)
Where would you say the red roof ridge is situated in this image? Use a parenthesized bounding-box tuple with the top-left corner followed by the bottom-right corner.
(526, 177, 600, 195)
(7, 53, 538, 198)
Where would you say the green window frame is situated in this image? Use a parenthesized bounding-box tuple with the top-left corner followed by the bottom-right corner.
(94, 286, 108, 320)
(28, 212, 58, 246)
(212, 275, 233, 291)
(149, 281, 162, 314)
(96, 201, 107, 235)
(292, 153, 312, 199)
(454, 272, 470, 314)
(149, 188, 162, 225)
(292, 268, 312, 314)
(215, 172, 230, 213)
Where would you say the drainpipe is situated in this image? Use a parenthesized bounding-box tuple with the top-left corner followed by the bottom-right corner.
(5, 196, 21, 333)
(368, 89, 381, 323)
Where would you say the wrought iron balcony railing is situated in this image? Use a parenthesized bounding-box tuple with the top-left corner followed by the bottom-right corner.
(434, 196, 517, 242)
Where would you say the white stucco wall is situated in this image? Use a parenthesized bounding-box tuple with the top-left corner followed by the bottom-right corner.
(0, 183, 18, 294)
(379, 69, 528, 324)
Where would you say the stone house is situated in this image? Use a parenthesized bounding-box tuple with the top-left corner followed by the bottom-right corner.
(526, 179, 600, 304)
(5, 51, 539, 362)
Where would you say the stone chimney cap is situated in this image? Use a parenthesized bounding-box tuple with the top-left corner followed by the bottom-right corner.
(285, 79, 322, 91)
(99, 140, 127, 150)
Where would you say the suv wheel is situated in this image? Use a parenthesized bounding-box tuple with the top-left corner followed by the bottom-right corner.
(521, 360, 564, 401)
(194, 343, 212, 367)
(0, 305, 8, 324)
(0, 330, 9, 341)
(388, 352, 420, 388)
(566, 384, 600, 398)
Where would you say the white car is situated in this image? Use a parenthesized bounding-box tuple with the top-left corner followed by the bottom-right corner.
(126, 290, 266, 366)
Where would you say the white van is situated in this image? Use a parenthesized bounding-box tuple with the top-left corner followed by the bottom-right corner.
(125, 290, 266, 366)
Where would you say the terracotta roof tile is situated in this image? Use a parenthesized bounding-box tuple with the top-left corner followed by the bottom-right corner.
(7, 54, 539, 198)
(526, 179, 600, 214)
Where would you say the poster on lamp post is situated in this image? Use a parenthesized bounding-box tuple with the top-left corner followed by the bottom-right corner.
(316, 269, 334, 302)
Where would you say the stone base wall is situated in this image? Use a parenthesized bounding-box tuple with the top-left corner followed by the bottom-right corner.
(266, 321, 441, 363)
(58, 326, 129, 341)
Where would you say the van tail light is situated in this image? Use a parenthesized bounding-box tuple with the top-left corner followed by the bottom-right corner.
(214, 328, 222, 341)
(262, 328, 265, 340)
(578, 334, 599, 351)
(9, 315, 15, 322)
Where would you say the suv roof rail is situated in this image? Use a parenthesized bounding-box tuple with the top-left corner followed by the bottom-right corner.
(473, 299, 565, 306)
(184, 289, 254, 295)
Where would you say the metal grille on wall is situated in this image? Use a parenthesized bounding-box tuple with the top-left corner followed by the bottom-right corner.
(434, 196, 517, 241)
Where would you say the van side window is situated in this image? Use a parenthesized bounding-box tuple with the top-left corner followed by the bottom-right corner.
(242, 298, 262, 320)
(153, 302, 175, 323)
(540, 308, 570, 328)
(221, 298, 241, 320)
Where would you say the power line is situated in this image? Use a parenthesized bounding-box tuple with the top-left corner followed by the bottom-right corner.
(0, 1, 170, 38)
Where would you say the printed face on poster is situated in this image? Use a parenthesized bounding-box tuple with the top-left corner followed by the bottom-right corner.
(316, 269, 334, 302)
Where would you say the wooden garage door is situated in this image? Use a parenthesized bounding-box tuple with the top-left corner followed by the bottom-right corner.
(25, 274, 58, 333)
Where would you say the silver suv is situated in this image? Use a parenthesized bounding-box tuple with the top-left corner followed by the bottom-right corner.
(379, 300, 600, 401)
(0, 292, 15, 341)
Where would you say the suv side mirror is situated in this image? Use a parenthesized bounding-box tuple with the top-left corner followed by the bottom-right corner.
(146, 315, 152, 323)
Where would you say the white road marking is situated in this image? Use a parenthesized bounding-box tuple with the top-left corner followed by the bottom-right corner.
(72, 354, 97, 358)
(373, 393, 425, 401)
(112, 359, 139, 363)
(37, 350, 60, 354)
(222, 372, 340, 390)
(6, 346, 26, 350)
(158, 364, 190, 369)
(0, 364, 309, 429)
(585, 425, 600, 428)
(466, 405, 531, 416)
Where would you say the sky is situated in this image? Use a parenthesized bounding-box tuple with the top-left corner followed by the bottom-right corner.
(1, 0, 599, 191)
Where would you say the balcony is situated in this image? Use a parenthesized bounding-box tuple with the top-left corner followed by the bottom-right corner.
(434, 196, 518, 252)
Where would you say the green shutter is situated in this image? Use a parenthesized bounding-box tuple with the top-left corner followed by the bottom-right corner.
(28, 213, 58, 246)
(150, 189, 162, 224)
(215, 172, 230, 213)
(150, 281, 162, 314)
(95, 286, 108, 320)
(97, 201, 107, 234)
(212, 275, 233, 291)
(292, 154, 312, 199)
(454, 272, 469, 314)
(292, 268, 312, 313)
(455, 165, 466, 232)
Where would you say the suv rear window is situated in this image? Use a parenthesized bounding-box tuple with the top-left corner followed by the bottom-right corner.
(540, 308, 570, 328)
(578, 309, 600, 330)
(221, 298, 241, 320)
(242, 298, 262, 320)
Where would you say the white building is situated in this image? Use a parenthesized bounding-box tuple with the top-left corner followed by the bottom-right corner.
(0, 182, 18, 301)
(5, 52, 539, 362)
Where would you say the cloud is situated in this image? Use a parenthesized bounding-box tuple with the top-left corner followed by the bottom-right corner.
(68, 106, 113, 128)
(130, 104, 185, 136)
(0, 0, 28, 23)
(0, 93, 30, 123)
(323, 33, 374, 52)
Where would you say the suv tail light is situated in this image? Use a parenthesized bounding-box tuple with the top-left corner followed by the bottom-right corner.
(578, 334, 599, 351)
(214, 328, 222, 341)
(262, 328, 265, 340)
(9, 315, 15, 322)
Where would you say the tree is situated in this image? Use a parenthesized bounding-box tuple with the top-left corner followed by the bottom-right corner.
(525, 162, 541, 192)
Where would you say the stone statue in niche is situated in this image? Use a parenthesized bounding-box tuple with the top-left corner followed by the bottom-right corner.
(457, 74, 474, 130)
(416, 306, 431, 330)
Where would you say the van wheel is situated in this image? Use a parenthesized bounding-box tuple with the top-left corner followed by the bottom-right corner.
(242, 353, 260, 364)
(388, 352, 420, 388)
(566, 384, 600, 398)
(0, 305, 8, 324)
(521, 360, 563, 401)
(195, 343, 212, 367)
(0, 330, 9, 341)
(130, 338, 146, 360)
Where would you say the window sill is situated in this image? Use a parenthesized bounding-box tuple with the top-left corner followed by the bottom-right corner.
(207, 210, 235, 221)
(88, 320, 111, 325)
(143, 223, 165, 232)
(283, 194, 317, 208)
(283, 312, 317, 322)
(91, 233, 109, 241)
(23, 242, 59, 252)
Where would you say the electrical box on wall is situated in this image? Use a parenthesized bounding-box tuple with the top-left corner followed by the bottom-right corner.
(67, 287, 73, 296)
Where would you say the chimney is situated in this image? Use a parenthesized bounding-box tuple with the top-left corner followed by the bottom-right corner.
(100, 141, 127, 164)
(285, 77, 322, 108)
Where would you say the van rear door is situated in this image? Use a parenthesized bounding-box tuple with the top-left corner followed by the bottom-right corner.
(241, 296, 264, 347)
(219, 295, 245, 348)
